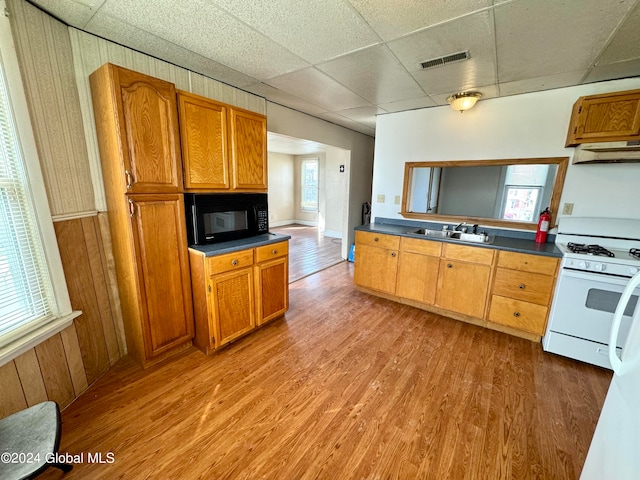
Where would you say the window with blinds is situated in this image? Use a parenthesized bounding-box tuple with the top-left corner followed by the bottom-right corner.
(0, 55, 55, 348)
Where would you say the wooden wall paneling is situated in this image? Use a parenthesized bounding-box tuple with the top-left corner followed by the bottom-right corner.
(13, 349, 48, 407)
(81, 216, 121, 364)
(60, 325, 89, 396)
(7, 0, 95, 216)
(54, 219, 110, 383)
(0, 361, 28, 417)
(97, 212, 127, 355)
(34, 335, 75, 408)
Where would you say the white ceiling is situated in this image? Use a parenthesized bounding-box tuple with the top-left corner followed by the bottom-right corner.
(29, 0, 640, 138)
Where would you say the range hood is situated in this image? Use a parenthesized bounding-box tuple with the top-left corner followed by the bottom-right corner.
(573, 141, 640, 164)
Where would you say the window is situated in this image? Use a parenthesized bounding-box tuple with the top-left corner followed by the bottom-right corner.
(0, 7, 76, 360)
(301, 158, 318, 212)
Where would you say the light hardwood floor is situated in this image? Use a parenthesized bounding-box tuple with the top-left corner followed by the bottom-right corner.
(41, 262, 610, 480)
(271, 224, 343, 282)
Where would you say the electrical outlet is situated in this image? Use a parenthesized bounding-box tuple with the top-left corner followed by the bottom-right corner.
(376, 194, 385, 203)
(562, 202, 574, 215)
(394, 195, 401, 205)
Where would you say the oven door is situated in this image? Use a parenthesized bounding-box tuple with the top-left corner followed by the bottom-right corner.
(548, 269, 640, 347)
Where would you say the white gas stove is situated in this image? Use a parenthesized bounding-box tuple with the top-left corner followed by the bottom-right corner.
(543, 217, 640, 369)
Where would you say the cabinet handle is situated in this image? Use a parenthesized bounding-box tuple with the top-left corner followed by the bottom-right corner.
(447, 263, 453, 268)
(125, 169, 133, 190)
(374, 237, 379, 242)
(513, 312, 520, 317)
(391, 252, 397, 257)
(128, 199, 135, 217)
(518, 283, 525, 289)
(272, 249, 278, 255)
(231, 259, 238, 266)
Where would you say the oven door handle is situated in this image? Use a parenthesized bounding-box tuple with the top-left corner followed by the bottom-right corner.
(561, 268, 632, 287)
(609, 271, 640, 374)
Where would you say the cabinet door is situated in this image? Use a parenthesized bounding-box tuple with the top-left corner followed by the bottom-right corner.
(177, 92, 230, 190)
(436, 259, 490, 318)
(129, 194, 194, 358)
(210, 267, 255, 347)
(115, 67, 182, 193)
(354, 244, 398, 294)
(396, 251, 439, 305)
(255, 256, 288, 326)
(566, 90, 640, 146)
(229, 108, 267, 191)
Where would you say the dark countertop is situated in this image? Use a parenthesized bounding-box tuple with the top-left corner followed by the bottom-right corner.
(188, 232, 291, 257)
(355, 222, 562, 258)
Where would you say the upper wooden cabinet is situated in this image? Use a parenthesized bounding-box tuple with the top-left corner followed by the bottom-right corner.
(91, 64, 183, 194)
(565, 89, 640, 146)
(177, 92, 229, 189)
(177, 91, 267, 192)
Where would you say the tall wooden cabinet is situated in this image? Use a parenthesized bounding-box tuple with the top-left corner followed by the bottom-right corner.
(177, 91, 267, 192)
(90, 63, 194, 366)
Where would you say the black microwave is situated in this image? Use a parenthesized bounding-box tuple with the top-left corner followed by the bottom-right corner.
(184, 193, 269, 245)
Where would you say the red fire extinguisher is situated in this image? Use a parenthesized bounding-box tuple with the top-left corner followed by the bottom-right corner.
(535, 207, 551, 243)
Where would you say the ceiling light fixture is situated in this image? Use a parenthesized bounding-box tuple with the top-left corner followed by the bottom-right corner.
(447, 92, 482, 113)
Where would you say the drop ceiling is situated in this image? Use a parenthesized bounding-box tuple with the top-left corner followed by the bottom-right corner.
(28, 0, 640, 138)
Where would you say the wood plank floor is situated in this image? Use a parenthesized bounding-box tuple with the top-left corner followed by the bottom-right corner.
(271, 224, 343, 282)
(41, 263, 611, 480)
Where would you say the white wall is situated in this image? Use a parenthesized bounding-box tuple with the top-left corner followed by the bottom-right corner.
(267, 152, 295, 225)
(324, 146, 348, 238)
(372, 77, 640, 224)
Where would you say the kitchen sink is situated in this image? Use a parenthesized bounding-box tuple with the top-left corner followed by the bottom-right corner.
(407, 228, 493, 244)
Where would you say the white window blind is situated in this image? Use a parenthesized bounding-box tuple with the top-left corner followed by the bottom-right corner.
(0, 54, 55, 347)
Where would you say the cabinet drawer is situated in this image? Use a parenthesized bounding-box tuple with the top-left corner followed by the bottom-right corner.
(492, 268, 556, 305)
(497, 251, 559, 275)
(400, 237, 441, 256)
(442, 243, 494, 265)
(207, 249, 254, 274)
(488, 295, 548, 335)
(255, 241, 288, 263)
(356, 231, 399, 250)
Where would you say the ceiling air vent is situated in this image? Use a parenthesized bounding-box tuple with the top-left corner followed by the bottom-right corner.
(420, 50, 469, 70)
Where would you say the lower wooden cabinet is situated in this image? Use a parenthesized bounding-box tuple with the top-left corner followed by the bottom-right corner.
(189, 241, 288, 354)
(487, 251, 559, 336)
(354, 230, 560, 341)
(353, 231, 399, 294)
(435, 244, 494, 319)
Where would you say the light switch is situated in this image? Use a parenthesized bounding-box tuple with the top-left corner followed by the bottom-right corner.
(394, 195, 401, 205)
(376, 194, 385, 203)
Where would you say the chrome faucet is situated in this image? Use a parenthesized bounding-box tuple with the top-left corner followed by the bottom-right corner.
(454, 222, 466, 231)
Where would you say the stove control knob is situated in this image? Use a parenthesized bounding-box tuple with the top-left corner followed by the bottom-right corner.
(630, 267, 639, 276)
(593, 263, 605, 272)
(578, 261, 589, 269)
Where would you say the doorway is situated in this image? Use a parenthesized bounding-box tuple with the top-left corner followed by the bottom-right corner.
(267, 132, 350, 282)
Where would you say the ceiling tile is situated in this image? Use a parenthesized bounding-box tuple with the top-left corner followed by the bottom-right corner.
(209, 0, 380, 64)
(29, 0, 106, 27)
(597, 2, 640, 65)
(495, 0, 637, 83)
(333, 106, 386, 128)
(96, 0, 309, 80)
(388, 10, 496, 95)
(347, 0, 492, 41)
(583, 58, 640, 84)
(317, 45, 425, 104)
(244, 83, 329, 116)
(379, 96, 438, 113)
(84, 12, 258, 87)
(498, 71, 586, 97)
(266, 68, 371, 111)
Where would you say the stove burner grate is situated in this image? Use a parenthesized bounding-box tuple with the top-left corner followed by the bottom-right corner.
(567, 242, 615, 257)
(631, 248, 640, 259)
